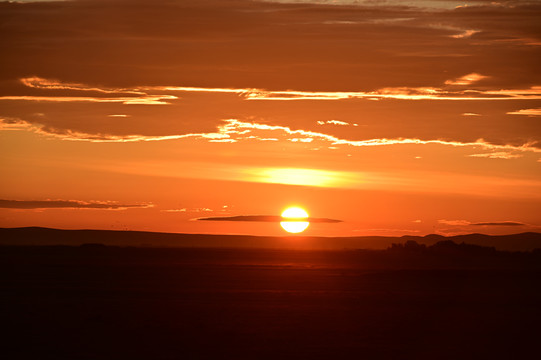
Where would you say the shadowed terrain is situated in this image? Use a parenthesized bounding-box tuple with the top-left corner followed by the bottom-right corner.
(2, 227, 541, 251)
(1, 230, 540, 359)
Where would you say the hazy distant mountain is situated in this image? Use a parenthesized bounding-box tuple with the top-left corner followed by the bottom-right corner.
(1, 227, 540, 251)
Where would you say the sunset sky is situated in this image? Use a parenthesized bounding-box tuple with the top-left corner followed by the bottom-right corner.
(1, 0, 540, 236)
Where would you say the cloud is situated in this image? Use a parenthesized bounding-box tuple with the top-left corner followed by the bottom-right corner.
(507, 108, 541, 116)
(317, 120, 354, 126)
(197, 215, 342, 223)
(1, 1, 540, 158)
(445, 73, 489, 86)
(3, 117, 540, 156)
(438, 219, 526, 227)
(0, 117, 231, 143)
(468, 152, 523, 159)
(2, 76, 541, 152)
(21, 77, 247, 98)
(1, 78, 178, 105)
(471, 221, 526, 226)
(20, 77, 143, 95)
(190, 207, 214, 212)
(450, 29, 480, 39)
(0, 199, 151, 210)
(360, 228, 421, 233)
(214, 120, 541, 154)
(438, 219, 471, 226)
(482, 88, 541, 98)
(0, 117, 34, 131)
(241, 86, 541, 101)
(2, 0, 539, 94)
(162, 207, 223, 213)
(0, 95, 177, 105)
(10, 77, 541, 106)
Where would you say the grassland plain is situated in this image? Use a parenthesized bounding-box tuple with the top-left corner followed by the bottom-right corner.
(1, 235, 540, 359)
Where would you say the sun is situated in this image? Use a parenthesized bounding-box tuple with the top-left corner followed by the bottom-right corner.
(280, 206, 309, 234)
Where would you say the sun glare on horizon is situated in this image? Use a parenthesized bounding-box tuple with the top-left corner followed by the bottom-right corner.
(280, 206, 310, 234)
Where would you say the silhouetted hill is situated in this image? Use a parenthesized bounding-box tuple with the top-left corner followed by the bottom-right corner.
(401, 232, 541, 251)
(1, 227, 541, 251)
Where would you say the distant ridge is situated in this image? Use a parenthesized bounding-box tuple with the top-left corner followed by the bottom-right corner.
(401, 232, 541, 252)
(2, 227, 541, 251)
(1, 227, 541, 251)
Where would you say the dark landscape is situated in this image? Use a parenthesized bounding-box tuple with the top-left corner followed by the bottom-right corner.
(1, 228, 540, 359)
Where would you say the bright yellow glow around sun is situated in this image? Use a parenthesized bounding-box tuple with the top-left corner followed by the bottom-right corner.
(253, 168, 342, 187)
(280, 206, 310, 234)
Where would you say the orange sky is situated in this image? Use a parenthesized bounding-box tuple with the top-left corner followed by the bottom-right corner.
(1, 0, 540, 236)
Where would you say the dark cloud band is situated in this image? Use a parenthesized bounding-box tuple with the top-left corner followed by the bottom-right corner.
(198, 215, 342, 223)
(471, 222, 525, 226)
(0, 199, 149, 210)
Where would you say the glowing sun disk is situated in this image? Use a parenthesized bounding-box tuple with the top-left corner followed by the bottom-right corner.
(280, 206, 309, 233)
(281, 207, 309, 219)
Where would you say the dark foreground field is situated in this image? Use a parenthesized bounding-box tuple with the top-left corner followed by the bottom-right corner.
(1, 244, 540, 359)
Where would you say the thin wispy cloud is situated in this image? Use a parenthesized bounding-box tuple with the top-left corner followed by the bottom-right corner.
(0, 95, 177, 105)
(10, 77, 541, 104)
(0, 199, 151, 210)
(20, 77, 145, 95)
(198, 215, 341, 223)
(468, 152, 523, 159)
(317, 120, 352, 126)
(242, 86, 541, 101)
(3, 117, 540, 156)
(438, 219, 527, 227)
(438, 219, 471, 226)
(507, 108, 541, 116)
(450, 29, 480, 39)
(471, 221, 526, 227)
(445, 73, 489, 86)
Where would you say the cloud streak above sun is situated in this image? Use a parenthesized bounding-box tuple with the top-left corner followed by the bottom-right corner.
(3, 117, 539, 157)
(2, 75, 539, 157)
